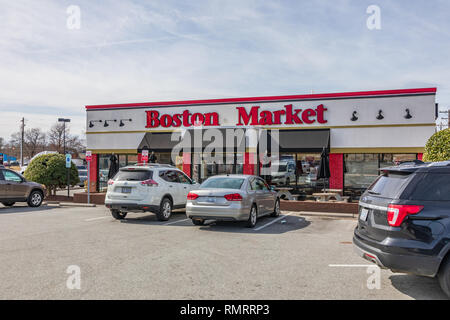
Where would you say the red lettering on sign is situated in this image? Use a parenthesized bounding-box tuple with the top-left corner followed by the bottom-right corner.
(145, 110, 220, 128)
(315, 104, 327, 123)
(145, 110, 160, 128)
(236, 106, 260, 126)
(301, 108, 316, 124)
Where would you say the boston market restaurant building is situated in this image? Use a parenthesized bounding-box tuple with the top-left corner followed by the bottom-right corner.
(85, 87, 437, 199)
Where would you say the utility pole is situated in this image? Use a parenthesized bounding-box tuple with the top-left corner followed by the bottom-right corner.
(58, 118, 71, 199)
(20, 117, 25, 166)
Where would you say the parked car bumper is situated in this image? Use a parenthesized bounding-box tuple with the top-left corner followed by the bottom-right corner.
(353, 229, 442, 277)
(186, 202, 250, 221)
(105, 202, 160, 213)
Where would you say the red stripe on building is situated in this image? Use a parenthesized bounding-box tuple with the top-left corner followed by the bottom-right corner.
(85, 88, 437, 110)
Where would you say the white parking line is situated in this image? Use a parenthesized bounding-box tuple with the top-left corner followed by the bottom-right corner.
(253, 213, 293, 231)
(163, 218, 190, 226)
(329, 264, 373, 267)
(84, 216, 109, 222)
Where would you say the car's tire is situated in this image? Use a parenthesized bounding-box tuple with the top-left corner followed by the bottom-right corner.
(271, 198, 281, 217)
(156, 197, 172, 221)
(246, 204, 257, 228)
(438, 256, 450, 298)
(192, 219, 205, 226)
(110, 209, 127, 220)
(1, 202, 15, 207)
(27, 190, 43, 207)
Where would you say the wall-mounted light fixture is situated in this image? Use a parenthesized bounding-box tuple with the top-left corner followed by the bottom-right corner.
(404, 108, 412, 119)
(376, 110, 384, 120)
(89, 120, 103, 128)
(119, 118, 132, 127)
(351, 111, 358, 121)
(104, 119, 117, 127)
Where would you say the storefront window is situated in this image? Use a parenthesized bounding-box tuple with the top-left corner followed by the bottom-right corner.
(118, 155, 127, 168)
(98, 154, 111, 192)
(235, 153, 244, 175)
(154, 152, 173, 165)
(127, 154, 138, 165)
(344, 153, 417, 199)
(296, 153, 323, 193)
(191, 152, 244, 183)
(263, 152, 323, 196)
(380, 153, 417, 168)
(344, 154, 379, 191)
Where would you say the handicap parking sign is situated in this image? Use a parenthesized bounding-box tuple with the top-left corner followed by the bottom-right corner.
(65, 153, 72, 168)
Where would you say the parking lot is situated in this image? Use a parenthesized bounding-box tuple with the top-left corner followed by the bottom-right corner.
(0, 203, 447, 300)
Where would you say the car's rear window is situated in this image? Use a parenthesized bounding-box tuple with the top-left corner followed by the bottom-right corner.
(402, 173, 450, 201)
(367, 171, 412, 198)
(113, 170, 153, 181)
(201, 177, 245, 189)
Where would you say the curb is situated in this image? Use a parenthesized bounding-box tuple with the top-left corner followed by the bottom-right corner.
(59, 202, 97, 207)
(286, 211, 357, 219)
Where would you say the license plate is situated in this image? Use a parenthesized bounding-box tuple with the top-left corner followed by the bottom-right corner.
(122, 187, 132, 193)
(201, 197, 215, 203)
(360, 208, 369, 221)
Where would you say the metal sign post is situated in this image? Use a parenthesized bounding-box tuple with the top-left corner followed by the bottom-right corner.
(86, 151, 92, 204)
(65, 153, 72, 200)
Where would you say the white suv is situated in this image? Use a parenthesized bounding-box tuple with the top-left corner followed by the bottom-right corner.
(105, 164, 200, 220)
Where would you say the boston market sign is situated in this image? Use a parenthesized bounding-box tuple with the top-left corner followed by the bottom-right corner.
(145, 104, 327, 128)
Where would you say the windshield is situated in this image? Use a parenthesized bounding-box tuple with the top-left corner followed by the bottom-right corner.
(113, 170, 153, 181)
(201, 177, 245, 189)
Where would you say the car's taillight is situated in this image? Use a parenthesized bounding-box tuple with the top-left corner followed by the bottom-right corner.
(107, 179, 114, 185)
(187, 192, 199, 200)
(387, 204, 424, 227)
(141, 179, 158, 187)
(224, 193, 243, 201)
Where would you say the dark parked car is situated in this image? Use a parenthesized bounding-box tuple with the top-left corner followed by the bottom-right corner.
(353, 160, 450, 298)
(0, 166, 46, 207)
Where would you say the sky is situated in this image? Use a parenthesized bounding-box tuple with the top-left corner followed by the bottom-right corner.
(0, 0, 449, 141)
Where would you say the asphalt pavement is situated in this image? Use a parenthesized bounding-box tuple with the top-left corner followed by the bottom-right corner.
(0, 203, 447, 299)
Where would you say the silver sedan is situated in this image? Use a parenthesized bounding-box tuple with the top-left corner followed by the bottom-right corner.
(185, 175, 280, 228)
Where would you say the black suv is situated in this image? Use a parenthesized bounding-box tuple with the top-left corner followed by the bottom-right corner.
(353, 160, 450, 298)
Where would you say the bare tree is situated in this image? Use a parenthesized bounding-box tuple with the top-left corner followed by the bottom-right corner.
(48, 122, 85, 155)
(7, 132, 22, 158)
(4, 125, 85, 161)
(47, 123, 67, 153)
(24, 128, 46, 158)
